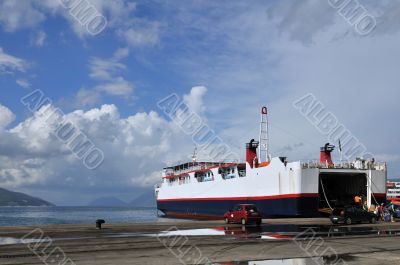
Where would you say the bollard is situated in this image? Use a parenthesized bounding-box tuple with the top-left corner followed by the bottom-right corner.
(96, 219, 105, 229)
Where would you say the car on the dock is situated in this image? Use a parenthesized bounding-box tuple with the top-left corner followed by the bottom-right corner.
(224, 204, 262, 225)
(330, 205, 377, 225)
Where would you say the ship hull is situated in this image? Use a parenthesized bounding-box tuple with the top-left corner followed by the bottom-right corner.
(157, 193, 320, 219)
(157, 193, 386, 219)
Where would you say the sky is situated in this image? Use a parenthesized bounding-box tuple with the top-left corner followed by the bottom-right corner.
(0, 0, 400, 205)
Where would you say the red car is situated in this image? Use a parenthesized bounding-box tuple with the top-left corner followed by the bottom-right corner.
(224, 204, 262, 225)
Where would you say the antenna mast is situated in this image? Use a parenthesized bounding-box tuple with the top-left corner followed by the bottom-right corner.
(192, 146, 198, 163)
(259, 107, 269, 162)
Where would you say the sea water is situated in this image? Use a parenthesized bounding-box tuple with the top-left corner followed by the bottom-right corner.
(0, 206, 167, 226)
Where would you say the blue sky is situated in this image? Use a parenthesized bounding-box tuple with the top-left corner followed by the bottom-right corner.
(0, 0, 400, 205)
(1, 2, 193, 118)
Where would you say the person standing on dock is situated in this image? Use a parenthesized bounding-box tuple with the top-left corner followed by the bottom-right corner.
(363, 201, 368, 211)
(354, 195, 362, 206)
(389, 204, 396, 222)
(376, 203, 384, 220)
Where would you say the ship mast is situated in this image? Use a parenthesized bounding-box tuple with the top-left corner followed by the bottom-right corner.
(191, 146, 198, 163)
(259, 106, 269, 162)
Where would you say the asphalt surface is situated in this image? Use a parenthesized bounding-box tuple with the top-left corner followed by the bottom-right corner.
(1, 218, 400, 265)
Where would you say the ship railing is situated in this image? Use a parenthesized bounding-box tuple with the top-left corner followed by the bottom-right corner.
(166, 161, 243, 176)
(300, 160, 386, 170)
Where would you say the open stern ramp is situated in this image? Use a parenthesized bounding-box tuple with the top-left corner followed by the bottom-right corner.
(301, 160, 387, 211)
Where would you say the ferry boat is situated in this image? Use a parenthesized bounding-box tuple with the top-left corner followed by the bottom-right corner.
(155, 107, 387, 219)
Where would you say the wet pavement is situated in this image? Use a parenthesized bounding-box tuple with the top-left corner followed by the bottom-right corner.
(2, 223, 400, 245)
(1, 219, 400, 264)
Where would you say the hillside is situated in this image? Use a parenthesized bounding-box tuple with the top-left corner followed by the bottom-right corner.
(0, 188, 54, 206)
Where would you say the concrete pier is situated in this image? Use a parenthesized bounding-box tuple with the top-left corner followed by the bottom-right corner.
(1, 218, 400, 264)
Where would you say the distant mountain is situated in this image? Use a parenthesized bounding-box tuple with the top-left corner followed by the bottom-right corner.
(130, 190, 156, 207)
(0, 188, 54, 206)
(88, 196, 129, 207)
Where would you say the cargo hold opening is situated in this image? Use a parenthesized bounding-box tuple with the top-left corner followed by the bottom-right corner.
(318, 172, 367, 209)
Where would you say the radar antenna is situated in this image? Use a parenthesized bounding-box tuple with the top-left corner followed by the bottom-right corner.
(259, 107, 270, 162)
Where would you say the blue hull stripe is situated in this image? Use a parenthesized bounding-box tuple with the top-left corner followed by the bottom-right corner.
(157, 197, 320, 218)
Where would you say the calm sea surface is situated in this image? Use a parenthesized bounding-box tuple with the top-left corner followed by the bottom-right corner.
(0, 206, 170, 226)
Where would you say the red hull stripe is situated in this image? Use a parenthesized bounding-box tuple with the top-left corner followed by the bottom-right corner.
(157, 193, 387, 202)
(157, 193, 319, 202)
(163, 211, 221, 220)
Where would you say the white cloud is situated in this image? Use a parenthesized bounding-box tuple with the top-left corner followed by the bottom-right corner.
(133, 170, 162, 187)
(62, 0, 137, 38)
(0, 47, 28, 74)
(88, 48, 130, 82)
(89, 57, 126, 81)
(95, 77, 134, 97)
(113, 47, 130, 61)
(34, 30, 46, 47)
(74, 88, 101, 107)
(16, 79, 31, 89)
(0, 104, 15, 130)
(183, 86, 207, 114)
(118, 21, 161, 47)
(266, 0, 338, 44)
(0, 88, 205, 203)
(86, 48, 134, 99)
(266, 1, 400, 43)
(0, 0, 161, 47)
(0, 0, 45, 32)
(70, 50, 134, 106)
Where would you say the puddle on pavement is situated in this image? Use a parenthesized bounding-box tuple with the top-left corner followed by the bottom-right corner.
(0, 237, 50, 246)
(0, 235, 98, 245)
(156, 228, 226, 237)
(146, 224, 400, 240)
(212, 257, 326, 264)
(212, 255, 358, 265)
